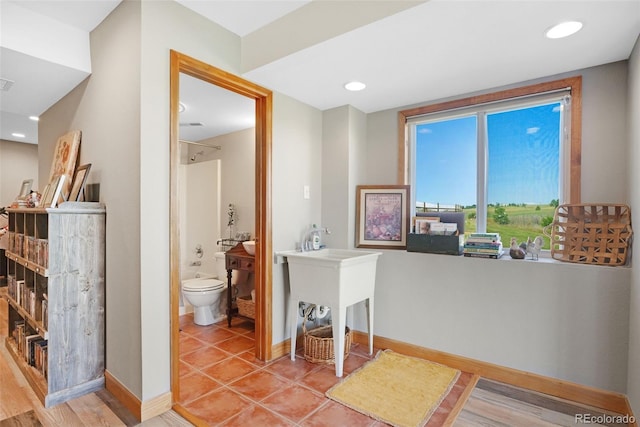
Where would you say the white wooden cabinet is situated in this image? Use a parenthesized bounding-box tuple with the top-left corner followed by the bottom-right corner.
(3, 202, 105, 407)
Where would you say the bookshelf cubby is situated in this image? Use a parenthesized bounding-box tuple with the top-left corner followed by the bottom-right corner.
(3, 202, 105, 407)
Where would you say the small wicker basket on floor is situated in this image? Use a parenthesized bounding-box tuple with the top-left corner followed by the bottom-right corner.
(544, 203, 633, 266)
(302, 305, 351, 364)
(236, 295, 255, 319)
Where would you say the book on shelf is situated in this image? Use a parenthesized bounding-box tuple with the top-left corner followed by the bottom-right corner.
(466, 232, 501, 243)
(464, 250, 504, 259)
(15, 280, 24, 307)
(463, 245, 503, 254)
(464, 241, 503, 248)
(24, 334, 41, 365)
(34, 340, 48, 378)
(29, 290, 36, 318)
(41, 297, 48, 330)
(13, 321, 25, 352)
(428, 222, 458, 235)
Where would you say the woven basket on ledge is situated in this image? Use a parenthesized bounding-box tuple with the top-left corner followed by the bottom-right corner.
(544, 203, 633, 266)
(302, 305, 351, 364)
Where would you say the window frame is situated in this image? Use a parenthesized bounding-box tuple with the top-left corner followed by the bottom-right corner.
(397, 77, 582, 207)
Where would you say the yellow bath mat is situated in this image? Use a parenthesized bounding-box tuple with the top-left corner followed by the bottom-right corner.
(326, 349, 460, 427)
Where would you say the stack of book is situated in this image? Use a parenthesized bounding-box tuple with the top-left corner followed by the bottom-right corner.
(463, 233, 503, 259)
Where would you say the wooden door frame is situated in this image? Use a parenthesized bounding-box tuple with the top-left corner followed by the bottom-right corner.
(169, 50, 272, 408)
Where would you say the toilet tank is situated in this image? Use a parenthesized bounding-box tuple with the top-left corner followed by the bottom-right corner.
(214, 251, 248, 285)
(214, 252, 227, 279)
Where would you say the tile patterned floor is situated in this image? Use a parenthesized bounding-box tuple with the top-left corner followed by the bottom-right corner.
(178, 314, 470, 426)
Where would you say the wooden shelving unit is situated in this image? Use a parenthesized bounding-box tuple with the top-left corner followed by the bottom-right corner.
(3, 202, 105, 407)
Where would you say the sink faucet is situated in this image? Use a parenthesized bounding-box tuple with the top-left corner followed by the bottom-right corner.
(301, 224, 331, 251)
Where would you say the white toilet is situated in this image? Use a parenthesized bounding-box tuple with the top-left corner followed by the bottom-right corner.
(181, 277, 226, 325)
(181, 252, 248, 326)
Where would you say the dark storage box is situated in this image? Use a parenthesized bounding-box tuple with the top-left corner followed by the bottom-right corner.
(407, 233, 464, 255)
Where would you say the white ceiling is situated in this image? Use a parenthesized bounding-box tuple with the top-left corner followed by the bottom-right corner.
(1, 0, 639, 145)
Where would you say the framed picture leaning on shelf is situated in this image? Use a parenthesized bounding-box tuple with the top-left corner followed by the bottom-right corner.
(69, 164, 91, 202)
(48, 130, 81, 201)
(355, 185, 410, 249)
(43, 175, 66, 208)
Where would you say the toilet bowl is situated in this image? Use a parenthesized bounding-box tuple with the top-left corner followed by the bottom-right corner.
(182, 277, 225, 325)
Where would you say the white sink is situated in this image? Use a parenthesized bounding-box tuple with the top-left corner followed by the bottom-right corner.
(280, 248, 382, 377)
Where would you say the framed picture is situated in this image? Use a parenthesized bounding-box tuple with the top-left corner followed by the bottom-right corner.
(18, 179, 33, 198)
(47, 175, 66, 208)
(356, 185, 410, 249)
(69, 164, 91, 202)
(39, 184, 51, 208)
(48, 130, 81, 200)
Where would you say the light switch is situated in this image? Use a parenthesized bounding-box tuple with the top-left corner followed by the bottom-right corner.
(303, 185, 310, 199)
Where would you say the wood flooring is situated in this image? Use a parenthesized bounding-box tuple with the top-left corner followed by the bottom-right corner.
(0, 294, 635, 426)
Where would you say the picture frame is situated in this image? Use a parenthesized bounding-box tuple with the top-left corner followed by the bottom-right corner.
(69, 164, 91, 202)
(48, 130, 81, 200)
(41, 179, 57, 208)
(355, 185, 410, 249)
(47, 175, 66, 208)
(39, 184, 51, 208)
(18, 179, 33, 198)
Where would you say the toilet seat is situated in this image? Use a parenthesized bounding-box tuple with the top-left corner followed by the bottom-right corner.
(182, 278, 225, 292)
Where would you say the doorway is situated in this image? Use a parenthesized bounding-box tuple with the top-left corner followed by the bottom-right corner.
(169, 50, 273, 419)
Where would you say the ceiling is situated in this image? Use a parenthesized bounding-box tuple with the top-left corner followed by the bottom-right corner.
(1, 0, 639, 145)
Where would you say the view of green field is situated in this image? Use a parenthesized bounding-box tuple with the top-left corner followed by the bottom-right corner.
(462, 204, 556, 250)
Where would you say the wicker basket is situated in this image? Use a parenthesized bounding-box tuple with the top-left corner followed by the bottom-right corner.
(544, 204, 633, 266)
(236, 295, 255, 319)
(302, 305, 351, 364)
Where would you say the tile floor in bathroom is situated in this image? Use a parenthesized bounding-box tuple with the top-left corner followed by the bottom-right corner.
(178, 313, 472, 426)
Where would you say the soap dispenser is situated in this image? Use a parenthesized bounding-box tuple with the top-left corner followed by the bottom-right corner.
(311, 224, 321, 250)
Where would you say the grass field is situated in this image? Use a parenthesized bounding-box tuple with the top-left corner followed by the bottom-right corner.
(461, 204, 556, 250)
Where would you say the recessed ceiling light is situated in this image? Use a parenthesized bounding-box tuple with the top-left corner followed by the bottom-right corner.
(29, 116, 39, 121)
(546, 21, 583, 39)
(344, 81, 366, 91)
(12, 133, 25, 138)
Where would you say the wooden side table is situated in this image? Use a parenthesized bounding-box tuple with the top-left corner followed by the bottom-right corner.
(225, 242, 255, 327)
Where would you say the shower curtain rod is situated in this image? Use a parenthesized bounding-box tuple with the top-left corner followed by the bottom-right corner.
(179, 139, 221, 150)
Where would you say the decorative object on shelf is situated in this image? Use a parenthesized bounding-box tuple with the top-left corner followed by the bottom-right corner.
(69, 163, 91, 202)
(47, 130, 81, 201)
(17, 179, 33, 198)
(544, 203, 633, 266)
(355, 185, 410, 249)
(525, 236, 544, 260)
(46, 175, 66, 208)
(227, 203, 236, 239)
(509, 237, 526, 259)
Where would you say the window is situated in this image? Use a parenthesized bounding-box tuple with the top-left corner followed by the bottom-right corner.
(398, 77, 582, 245)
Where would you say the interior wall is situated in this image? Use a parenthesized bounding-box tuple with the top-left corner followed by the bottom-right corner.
(627, 35, 640, 416)
(0, 139, 38, 207)
(38, 0, 144, 396)
(321, 106, 351, 249)
(138, 0, 241, 401)
(358, 61, 632, 393)
(197, 128, 256, 241)
(320, 105, 368, 251)
(271, 92, 323, 344)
